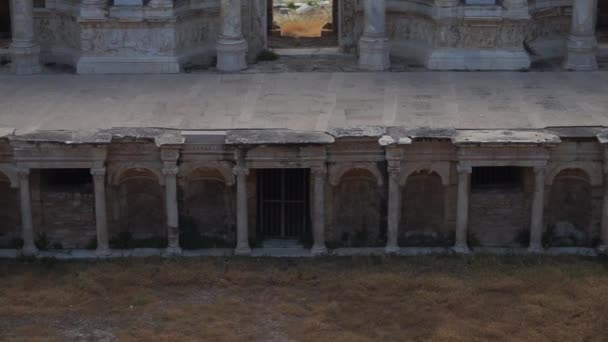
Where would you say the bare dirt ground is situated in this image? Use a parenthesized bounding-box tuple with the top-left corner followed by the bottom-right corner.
(0, 256, 607, 341)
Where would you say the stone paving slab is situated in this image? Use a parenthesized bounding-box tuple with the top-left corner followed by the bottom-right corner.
(1, 71, 608, 134)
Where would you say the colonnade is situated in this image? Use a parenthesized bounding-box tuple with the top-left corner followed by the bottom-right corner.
(7, 0, 601, 73)
(10, 153, 608, 256)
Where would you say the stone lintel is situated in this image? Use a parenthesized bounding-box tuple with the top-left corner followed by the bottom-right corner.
(545, 126, 605, 140)
(597, 130, 608, 144)
(225, 129, 335, 146)
(389, 127, 456, 141)
(154, 131, 185, 147)
(328, 126, 386, 139)
(9, 130, 112, 145)
(452, 130, 561, 146)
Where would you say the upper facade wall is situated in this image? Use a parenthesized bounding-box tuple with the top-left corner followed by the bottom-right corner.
(21, 0, 582, 72)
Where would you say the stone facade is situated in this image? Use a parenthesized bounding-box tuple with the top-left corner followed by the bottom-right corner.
(1, 0, 603, 72)
(1, 127, 608, 257)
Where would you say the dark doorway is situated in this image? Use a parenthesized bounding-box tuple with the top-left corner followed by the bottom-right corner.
(598, 0, 608, 43)
(268, 0, 338, 49)
(257, 168, 310, 239)
(0, 0, 11, 46)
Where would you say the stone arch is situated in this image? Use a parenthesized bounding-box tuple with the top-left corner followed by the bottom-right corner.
(179, 162, 235, 186)
(179, 165, 236, 247)
(114, 167, 166, 243)
(400, 171, 450, 246)
(400, 163, 451, 186)
(546, 162, 602, 187)
(110, 165, 163, 186)
(332, 168, 385, 246)
(0, 170, 20, 248)
(329, 163, 383, 187)
(547, 168, 595, 247)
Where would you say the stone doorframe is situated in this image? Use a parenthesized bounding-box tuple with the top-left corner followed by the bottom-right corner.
(233, 145, 329, 255)
(261, 0, 358, 53)
(9, 138, 110, 257)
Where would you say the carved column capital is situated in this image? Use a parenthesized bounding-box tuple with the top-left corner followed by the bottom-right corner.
(90, 167, 106, 178)
(457, 164, 472, 174)
(162, 165, 179, 177)
(233, 166, 250, 177)
(311, 165, 328, 178)
(17, 168, 30, 179)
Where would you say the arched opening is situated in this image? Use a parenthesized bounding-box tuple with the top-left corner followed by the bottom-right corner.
(332, 168, 384, 247)
(0, 172, 20, 248)
(267, 0, 338, 49)
(546, 169, 595, 247)
(400, 171, 449, 247)
(113, 169, 165, 249)
(0, 0, 10, 49)
(179, 168, 235, 249)
(33, 169, 96, 249)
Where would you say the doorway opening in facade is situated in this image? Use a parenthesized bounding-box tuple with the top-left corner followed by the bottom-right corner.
(267, 0, 338, 49)
(34, 169, 97, 249)
(598, 0, 608, 44)
(256, 168, 310, 241)
(0, 0, 11, 49)
(469, 167, 533, 247)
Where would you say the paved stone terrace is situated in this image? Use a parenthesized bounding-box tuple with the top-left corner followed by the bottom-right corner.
(1, 71, 608, 134)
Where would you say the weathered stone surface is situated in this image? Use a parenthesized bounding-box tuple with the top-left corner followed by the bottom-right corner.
(329, 126, 386, 138)
(453, 130, 561, 145)
(225, 129, 335, 145)
(10, 130, 112, 145)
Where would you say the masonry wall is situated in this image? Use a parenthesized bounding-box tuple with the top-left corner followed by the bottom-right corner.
(0, 179, 20, 248)
(31, 169, 97, 249)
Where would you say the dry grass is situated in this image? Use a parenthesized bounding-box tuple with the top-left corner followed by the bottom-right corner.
(275, 7, 332, 38)
(0, 256, 607, 341)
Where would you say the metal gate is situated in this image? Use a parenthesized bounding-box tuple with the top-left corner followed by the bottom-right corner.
(257, 169, 310, 239)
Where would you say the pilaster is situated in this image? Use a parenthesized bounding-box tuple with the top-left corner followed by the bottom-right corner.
(18, 168, 37, 256)
(311, 165, 328, 256)
(454, 163, 471, 253)
(91, 167, 110, 257)
(528, 165, 546, 253)
(234, 149, 251, 255)
(385, 147, 402, 253)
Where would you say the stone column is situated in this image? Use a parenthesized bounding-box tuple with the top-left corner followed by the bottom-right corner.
(598, 171, 608, 253)
(234, 150, 251, 255)
(503, 0, 530, 19)
(9, 0, 41, 74)
(163, 165, 181, 255)
(311, 166, 328, 256)
(358, 0, 390, 71)
(454, 164, 471, 253)
(563, 0, 598, 71)
(385, 163, 401, 253)
(528, 166, 546, 252)
(80, 0, 108, 20)
(91, 168, 110, 256)
(217, 0, 248, 72)
(18, 169, 37, 256)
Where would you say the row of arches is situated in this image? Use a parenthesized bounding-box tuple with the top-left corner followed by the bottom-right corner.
(0, 165, 602, 249)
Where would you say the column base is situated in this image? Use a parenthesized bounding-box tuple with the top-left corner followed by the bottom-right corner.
(165, 246, 182, 256)
(563, 35, 598, 71)
(452, 244, 471, 254)
(234, 244, 252, 256)
(311, 245, 328, 256)
(385, 245, 400, 254)
(10, 43, 41, 75)
(95, 248, 112, 257)
(358, 36, 390, 71)
(21, 245, 39, 257)
(216, 38, 247, 72)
